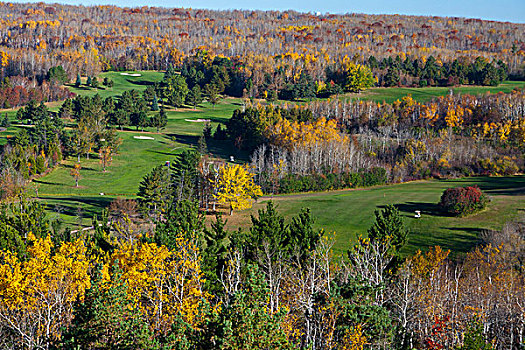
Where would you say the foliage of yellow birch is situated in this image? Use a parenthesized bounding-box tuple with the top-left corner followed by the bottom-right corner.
(0, 234, 90, 348)
(110, 236, 210, 333)
(213, 163, 263, 215)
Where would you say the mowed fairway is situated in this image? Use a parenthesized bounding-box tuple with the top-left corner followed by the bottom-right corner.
(227, 176, 525, 257)
(35, 132, 178, 225)
(5, 70, 524, 254)
(66, 71, 165, 99)
(349, 80, 525, 104)
(7, 70, 248, 227)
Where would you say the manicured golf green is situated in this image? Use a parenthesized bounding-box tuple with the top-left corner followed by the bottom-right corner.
(227, 176, 525, 258)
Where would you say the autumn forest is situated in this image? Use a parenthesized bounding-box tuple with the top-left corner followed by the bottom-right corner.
(0, 1, 524, 349)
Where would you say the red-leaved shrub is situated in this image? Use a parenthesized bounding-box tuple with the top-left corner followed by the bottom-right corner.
(439, 186, 488, 216)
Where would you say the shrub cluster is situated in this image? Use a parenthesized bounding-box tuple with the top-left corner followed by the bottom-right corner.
(439, 185, 488, 216)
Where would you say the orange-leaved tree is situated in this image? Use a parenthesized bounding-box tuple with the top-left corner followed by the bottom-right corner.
(70, 163, 81, 187)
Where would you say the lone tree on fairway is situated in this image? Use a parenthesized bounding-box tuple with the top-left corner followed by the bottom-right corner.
(213, 164, 262, 215)
(99, 146, 113, 172)
(70, 163, 81, 187)
(149, 106, 167, 133)
(75, 73, 81, 87)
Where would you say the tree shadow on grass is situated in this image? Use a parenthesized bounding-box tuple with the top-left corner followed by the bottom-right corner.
(442, 176, 525, 196)
(165, 133, 250, 162)
(125, 78, 155, 86)
(486, 186, 525, 196)
(208, 116, 230, 123)
(34, 179, 69, 187)
(167, 133, 198, 146)
(379, 201, 444, 218)
(405, 226, 484, 257)
(61, 163, 98, 172)
(42, 196, 114, 218)
(148, 149, 179, 156)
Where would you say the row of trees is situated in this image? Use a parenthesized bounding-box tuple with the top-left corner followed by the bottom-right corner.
(226, 88, 524, 189)
(0, 75, 73, 109)
(1, 3, 523, 78)
(366, 55, 508, 87)
(137, 150, 262, 217)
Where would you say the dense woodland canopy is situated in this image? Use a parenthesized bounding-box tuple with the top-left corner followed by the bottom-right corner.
(0, 2, 524, 100)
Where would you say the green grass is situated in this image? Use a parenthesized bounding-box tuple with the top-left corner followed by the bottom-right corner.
(348, 80, 525, 104)
(36, 132, 177, 226)
(66, 71, 164, 99)
(227, 176, 525, 258)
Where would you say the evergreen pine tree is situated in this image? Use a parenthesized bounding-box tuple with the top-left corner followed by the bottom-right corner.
(203, 122, 212, 139)
(154, 200, 205, 250)
(137, 165, 170, 217)
(249, 201, 290, 261)
(457, 320, 494, 350)
(368, 204, 408, 253)
(59, 265, 157, 349)
(186, 85, 203, 109)
(198, 134, 207, 155)
(75, 73, 81, 87)
(170, 149, 200, 201)
(86, 76, 92, 87)
(202, 214, 230, 294)
(0, 113, 9, 128)
(151, 94, 159, 111)
(91, 77, 99, 89)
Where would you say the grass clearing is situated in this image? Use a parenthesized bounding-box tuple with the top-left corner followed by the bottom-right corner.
(66, 71, 164, 99)
(347, 80, 525, 104)
(225, 176, 525, 258)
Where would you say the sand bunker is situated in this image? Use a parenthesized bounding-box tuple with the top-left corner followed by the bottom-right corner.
(185, 119, 211, 122)
(120, 72, 142, 77)
(133, 135, 155, 140)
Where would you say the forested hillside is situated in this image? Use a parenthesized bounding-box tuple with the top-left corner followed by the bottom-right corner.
(0, 2, 524, 100)
(0, 2, 524, 349)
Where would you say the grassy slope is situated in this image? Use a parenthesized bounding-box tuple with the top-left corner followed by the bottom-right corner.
(30, 72, 247, 227)
(66, 71, 165, 99)
(348, 80, 525, 104)
(225, 176, 525, 257)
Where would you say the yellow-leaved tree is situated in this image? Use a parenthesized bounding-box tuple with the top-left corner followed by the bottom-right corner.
(110, 235, 210, 334)
(341, 59, 376, 93)
(0, 234, 90, 348)
(213, 163, 263, 215)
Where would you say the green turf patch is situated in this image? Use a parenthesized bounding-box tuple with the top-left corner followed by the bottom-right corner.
(345, 81, 525, 104)
(228, 176, 525, 258)
(66, 71, 164, 99)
